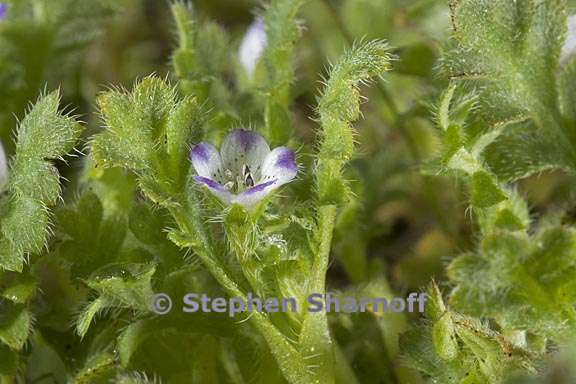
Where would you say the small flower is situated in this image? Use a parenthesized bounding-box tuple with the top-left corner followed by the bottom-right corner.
(0, 140, 8, 191)
(190, 129, 297, 207)
(561, 15, 576, 65)
(0, 3, 7, 20)
(239, 17, 267, 79)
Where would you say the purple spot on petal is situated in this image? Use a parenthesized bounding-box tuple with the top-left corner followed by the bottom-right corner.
(231, 129, 261, 150)
(0, 4, 7, 19)
(191, 143, 209, 162)
(244, 179, 277, 195)
(193, 176, 226, 191)
(275, 149, 296, 171)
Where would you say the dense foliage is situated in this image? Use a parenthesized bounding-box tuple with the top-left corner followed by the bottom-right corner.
(1, 0, 576, 383)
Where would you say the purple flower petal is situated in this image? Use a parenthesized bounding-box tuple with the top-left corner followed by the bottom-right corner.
(220, 129, 270, 178)
(260, 147, 297, 185)
(190, 142, 224, 182)
(233, 179, 278, 207)
(190, 130, 297, 208)
(193, 176, 234, 205)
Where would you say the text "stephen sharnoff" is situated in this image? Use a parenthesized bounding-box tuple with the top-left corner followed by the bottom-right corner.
(151, 292, 428, 317)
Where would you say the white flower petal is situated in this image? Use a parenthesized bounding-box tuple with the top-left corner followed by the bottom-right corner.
(260, 147, 297, 186)
(190, 130, 297, 208)
(193, 176, 234, 205)
(232, 179, 278, 207)
(239, 18, 267, 78)
(190, 142, 224, 182)
(0, 140, 8, 191)
(220, 129, 270, 178)
(561, 15, 576, 65)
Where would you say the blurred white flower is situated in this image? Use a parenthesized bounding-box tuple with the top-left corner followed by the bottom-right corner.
(0, 140, 8, 191)
(561, 15, 576, 65)
(239, 18, 267, 78)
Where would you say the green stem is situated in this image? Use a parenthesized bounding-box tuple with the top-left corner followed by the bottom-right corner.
(168, 202, 315, 384)
(230, 237, 263, 297)
(311, 205, 337, 293)
(320, 0, 460, 243)
(299, 205, 338, 384)
(320, 4, 396, 113)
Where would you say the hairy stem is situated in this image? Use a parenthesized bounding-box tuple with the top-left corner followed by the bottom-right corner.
(168, 201, 315, 384)
(298, 204, 337, 384)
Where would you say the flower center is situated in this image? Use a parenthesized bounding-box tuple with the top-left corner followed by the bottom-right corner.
(223, 164, 255, 193)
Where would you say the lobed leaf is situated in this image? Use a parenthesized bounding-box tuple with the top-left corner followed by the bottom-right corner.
(0, 90, 81, 272)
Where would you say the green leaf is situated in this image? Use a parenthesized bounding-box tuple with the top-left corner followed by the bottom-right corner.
(133, 77, 176, 136)
(72, 352, 116, 384)
(400, 327, 463, 383)
(436, 83, 457, 131)
(93, 76, 180, 174)
(477, 190, 530, 233)
(15, 91, 81, 158)
(166, 96, 204, 183)
(428, 284, 458, 361)
(92, 76, 206, 199)
(92, 90, 155, 171)
(1, 197, 49, 256)
(528, 226, 576, 281)
(0, 301, 31, 350)
(483, 123, 572, 182)
(10, 158, 61, 203)
(57, 191, 103, 241)
(442, 125, 465, 162)
(0, 343, 18, 375)
(117, 319, 157, 367)
(128, 203, 167, 246)
(559, 61, 576, 123)
(0, 91, 81, 271)
(1, 273, 36, 304)
(76, 296, 110, 339)
(445, 0, 575, 172)
(469, 170, 506, 208)
(493, 208, 527, 232)
(55, 192, 127, 278)
(85, 263, 155, 311)
(25, 332, 67, 384)
(432, 318, 458, 361)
